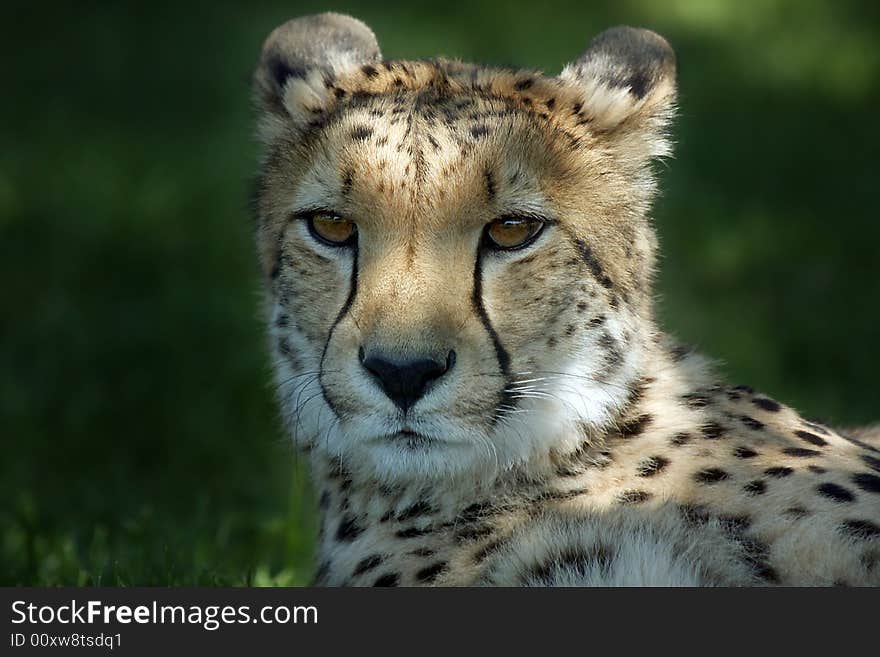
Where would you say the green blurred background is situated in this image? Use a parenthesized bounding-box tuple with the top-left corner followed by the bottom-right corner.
(2, 0, 877, 585)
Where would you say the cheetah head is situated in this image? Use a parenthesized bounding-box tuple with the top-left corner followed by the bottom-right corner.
(251, 13, 676, 484)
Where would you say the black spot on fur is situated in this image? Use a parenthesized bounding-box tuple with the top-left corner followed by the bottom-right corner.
(335, 515, 364, 542)
(743, 479, 766, 495)
(784, 506, 810, 519)
(795, 430, 828, 447)
(734, 446, 758, 459)
(410, 547, 435, 557)
(680, 504, 711, 525)
(808, 465, 827, 474)
(617, 490, 652, 505)
(395, 526, 433, 539)
(682, 393, 710, 408)
(474, 539, 504, 563)
(840, 519, 880, 540)
(700, 422, 726, 440)
(719, 514, 752, 533)
(694, 468, 729, 484)
(764, 466, 793, 478)
(619, 413, 652, 438)
(372, 572, 399, 587)
(740, 415, 765, 431)
(801, 419, 829, 434)
(350, 125, 373, 141)
(817, 482, 856, 503)
(341, 168, 354, 195)
(783, 447, 821, 458)
(327, 457, 349, 480)
(484, 168, 496, 199)
(752, 397, 781, 412)
(514, 77, 534, 90)
(455, 524, 496, 541)
(670, 432, 692, 446)
(573, 239, 613, 288)
(353, 554, 383, 576)
(459, 502, 491, 524)
(415, 562, 447, 583)
(397, 500, 435, 522)
(862, 454, 880, 473)
(852, 472, 880, 494)
(740, 538, 779, 583)
(637, 456, 670, 477)
(524, 545, 614, 584)
(277, 337, 293, 357)
(537, 487, 590, 502)
(361, 64, 379, 78)
(625, 379, 648, 408)
(470, 124, 489, 139)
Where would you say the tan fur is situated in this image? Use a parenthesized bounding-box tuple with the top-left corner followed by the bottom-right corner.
(250, 14, 880, 586)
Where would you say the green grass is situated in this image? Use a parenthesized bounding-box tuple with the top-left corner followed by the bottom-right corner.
(2, 0, 878, 585)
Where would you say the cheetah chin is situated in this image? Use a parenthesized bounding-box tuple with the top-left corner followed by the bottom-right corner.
(249, 13, 880, 586)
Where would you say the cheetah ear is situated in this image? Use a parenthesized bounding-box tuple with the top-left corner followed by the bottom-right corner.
(560, 26, 676, 158)
(252, 13, 381, 133)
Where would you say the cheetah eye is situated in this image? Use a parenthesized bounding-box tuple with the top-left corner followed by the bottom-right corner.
(483, 216, 545, 251)
(306, 211, 357, 247)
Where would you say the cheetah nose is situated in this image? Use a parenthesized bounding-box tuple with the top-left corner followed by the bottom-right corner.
(359, 348, 456, 413)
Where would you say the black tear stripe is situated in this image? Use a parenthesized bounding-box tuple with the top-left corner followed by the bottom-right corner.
(472, 249, 513, 423)
(318, 245, 359, 416)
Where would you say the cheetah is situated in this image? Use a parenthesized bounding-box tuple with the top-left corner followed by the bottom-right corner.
(249, 13, 880, 586)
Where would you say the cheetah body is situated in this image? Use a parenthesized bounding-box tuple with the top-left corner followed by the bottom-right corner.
(249, 14, 880, 586)
(312, 349, 880, 587)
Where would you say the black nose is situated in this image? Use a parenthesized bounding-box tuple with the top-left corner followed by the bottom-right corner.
(359, 349, 455, 412)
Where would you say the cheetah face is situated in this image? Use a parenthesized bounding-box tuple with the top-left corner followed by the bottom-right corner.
(251, 14, 676, 483)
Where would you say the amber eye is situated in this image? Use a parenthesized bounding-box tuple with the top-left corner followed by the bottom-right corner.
(307, 212, 357, 246)
(484, 216, 545, 251)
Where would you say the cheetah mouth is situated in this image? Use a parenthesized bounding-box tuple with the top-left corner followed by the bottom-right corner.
(374, 429, 462, 450)
(384, 429, 437, 448)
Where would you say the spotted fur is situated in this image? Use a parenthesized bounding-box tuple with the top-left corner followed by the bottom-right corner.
(250, 14, 880, 586)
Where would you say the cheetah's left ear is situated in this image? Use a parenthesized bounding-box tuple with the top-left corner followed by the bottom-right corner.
(560, 26, 676, 158)
(252, 13, 381, 137)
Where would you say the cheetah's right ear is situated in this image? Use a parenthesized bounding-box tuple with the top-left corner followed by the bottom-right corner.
(560, 26, 676, 159)
(252, 13, 381, 137)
